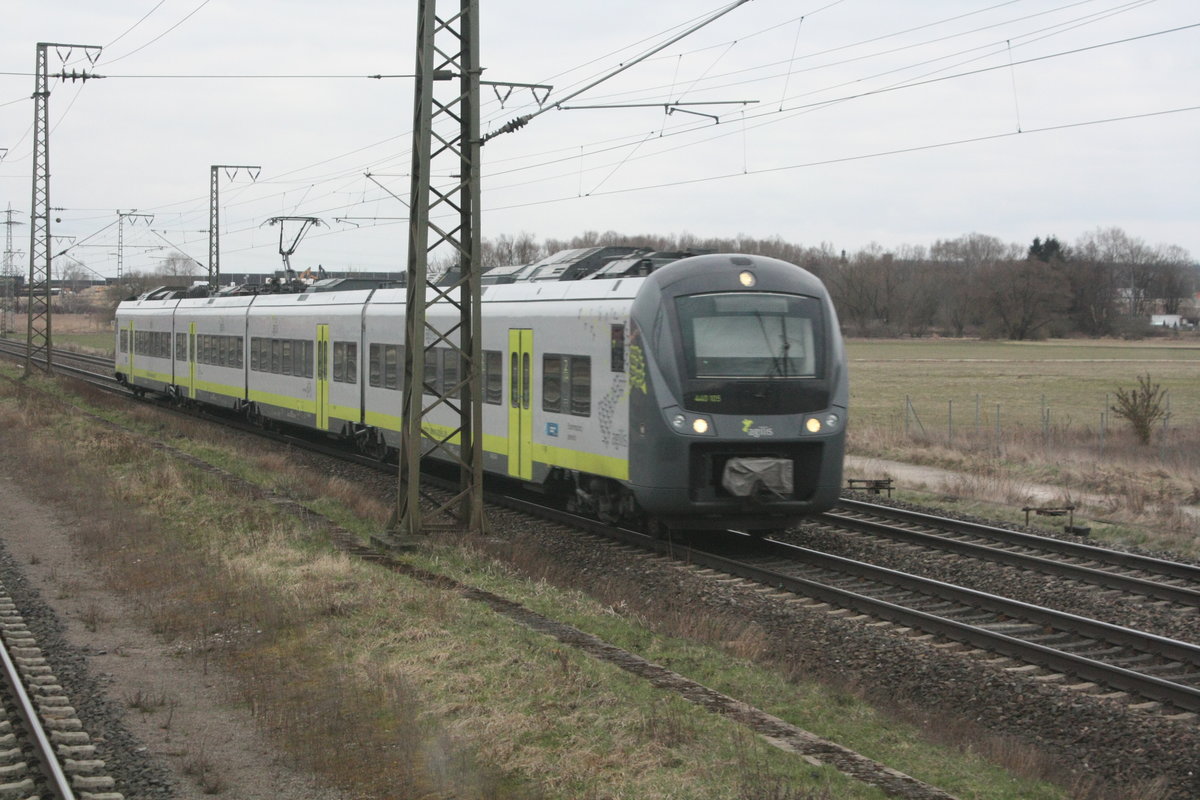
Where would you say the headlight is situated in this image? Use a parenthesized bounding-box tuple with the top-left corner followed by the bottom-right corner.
(804, 414, 841, 434)
(663, 406, 715, 435)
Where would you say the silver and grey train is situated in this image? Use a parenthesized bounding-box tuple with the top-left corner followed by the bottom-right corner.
(115, 252, 847, 532)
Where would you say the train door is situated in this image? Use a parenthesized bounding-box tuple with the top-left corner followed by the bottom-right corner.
(507, 328, 533, 480)
(124, 321, 135, 377)
(184, 322, 196, 398)
(316, 324, 330, 431)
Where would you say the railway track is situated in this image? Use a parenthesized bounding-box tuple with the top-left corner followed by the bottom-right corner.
(0, 580, 122, 800)
(8, 339, 1200, 718)
(821, 499, 1200, 607)
(490, 494, 1200, 718)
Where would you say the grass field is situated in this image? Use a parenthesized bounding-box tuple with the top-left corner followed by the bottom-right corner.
(844, 337, 1200, 557)
(846, 337, 1200, 432)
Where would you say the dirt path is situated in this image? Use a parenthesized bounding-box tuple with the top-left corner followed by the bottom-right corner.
(0, 462, 350, 800)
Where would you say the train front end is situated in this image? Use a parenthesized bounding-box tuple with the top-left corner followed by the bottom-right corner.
(627, 253, 846, 532)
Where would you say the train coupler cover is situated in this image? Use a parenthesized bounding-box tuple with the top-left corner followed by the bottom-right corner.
(721, 457, 793, 499)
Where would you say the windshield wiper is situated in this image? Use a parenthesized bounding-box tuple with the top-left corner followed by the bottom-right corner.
(754, 311, 788, 378)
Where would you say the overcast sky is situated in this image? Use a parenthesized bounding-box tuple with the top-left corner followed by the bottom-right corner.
(1, 0, 1197, 279)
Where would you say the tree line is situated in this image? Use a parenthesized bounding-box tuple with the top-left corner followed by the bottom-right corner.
(35, 226, 1195, 341)
(481, 226, 1198, 340)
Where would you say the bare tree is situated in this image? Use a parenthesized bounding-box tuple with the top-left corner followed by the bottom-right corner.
(978, 258, 1068, 340)
(159, 251, 201, 276)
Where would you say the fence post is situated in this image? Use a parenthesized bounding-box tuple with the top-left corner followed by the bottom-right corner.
(995, 403, 1002, 456)
(948, 399, 953, 443)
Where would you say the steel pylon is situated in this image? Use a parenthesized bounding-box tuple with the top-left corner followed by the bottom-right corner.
(394, 0, 485, 539)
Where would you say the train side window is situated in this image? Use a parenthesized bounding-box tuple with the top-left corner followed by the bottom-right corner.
(270, 339, 282, 374)
(510, 353, 519, 407)
(333, 342, 346, 383)
(610, 325, 624, 372)
(423, 348, 439, 396)
(570, 356, 591, 417)
(484, 350, 502, 405)
(542, 355, 563, 412)
(384, 345, 399, 390)
(219, 336, 229, 367)
(235, 336, 244, 369)
(119, 330, 128, 353)
(522, 353, 530, 410)
(344, 342, 357, 384)
(442, 349, 460, 399)
(250, 338, 261, 372)
(368, 343, 382, 387)
(296, 339, 309, 377)
(175, 333, 187, 361)
(281, 339, 293, 376)
(333, 341, 357, 384)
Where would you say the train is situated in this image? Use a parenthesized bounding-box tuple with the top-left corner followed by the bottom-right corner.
(114, 251, 847, 533)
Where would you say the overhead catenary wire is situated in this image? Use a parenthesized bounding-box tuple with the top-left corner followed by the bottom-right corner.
(5, 1, 1193, 275)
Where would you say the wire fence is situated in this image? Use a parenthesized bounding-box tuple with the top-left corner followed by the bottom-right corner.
(899, 392, 1185, 461)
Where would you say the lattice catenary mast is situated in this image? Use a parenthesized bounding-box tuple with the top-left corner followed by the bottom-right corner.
(26, 42, 102, 374)
(208, 165, 261, 290)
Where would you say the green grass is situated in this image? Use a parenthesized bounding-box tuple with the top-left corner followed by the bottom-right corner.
(55, 331, 116, 355)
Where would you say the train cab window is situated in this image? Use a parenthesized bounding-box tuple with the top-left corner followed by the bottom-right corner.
(675, 293, 820, 379)
(484, 350, 502, 405)
(542, 355, 562, 411)
(176, 333, 187, 361)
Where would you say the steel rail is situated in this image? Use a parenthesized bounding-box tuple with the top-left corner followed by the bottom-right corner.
(820, 505, 1200, 606)
(835, 498, 1200, 584)
(0, 625, 76, 799)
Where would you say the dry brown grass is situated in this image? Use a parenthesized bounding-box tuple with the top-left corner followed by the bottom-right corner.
(0, 369, 1073, 799)
(849, 419, 1200, 557)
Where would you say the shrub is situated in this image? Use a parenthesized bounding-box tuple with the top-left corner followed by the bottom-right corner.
(1111, 373, 1168, 445)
